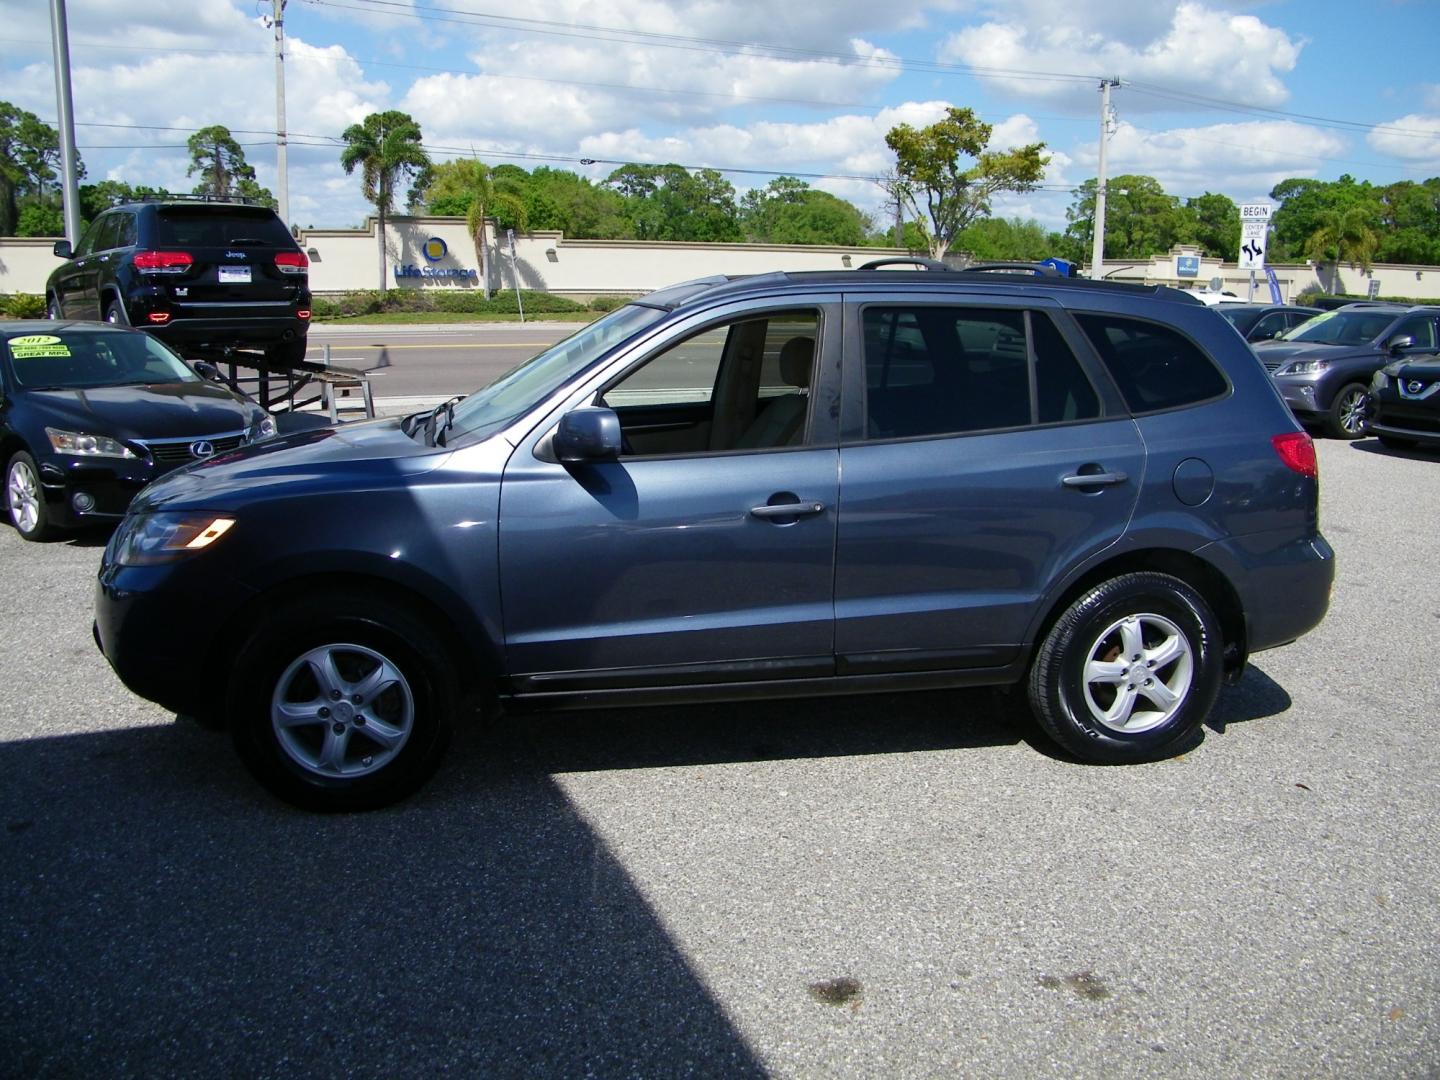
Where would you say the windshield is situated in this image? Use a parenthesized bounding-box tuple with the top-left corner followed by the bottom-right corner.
(4, 330, 199, 389)
(445, 304, 667, 442)
(1281, 309, 1395, 346)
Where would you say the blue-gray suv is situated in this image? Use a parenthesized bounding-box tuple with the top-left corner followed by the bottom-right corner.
(94, 262, 1334, 810)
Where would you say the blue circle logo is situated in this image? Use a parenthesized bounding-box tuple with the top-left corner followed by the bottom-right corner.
(422, 236, 448, 262)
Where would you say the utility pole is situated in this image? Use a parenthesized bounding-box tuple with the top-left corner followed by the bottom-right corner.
(49, 0, 82, 243)
(271, 0, 289, 227)
(1090, 77, 1119, 279)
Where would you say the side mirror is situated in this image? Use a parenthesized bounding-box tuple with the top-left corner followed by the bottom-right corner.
(555, 406, 622, 464)
(192, 360, 220, 381)
(52, 240, 73, 259)
(1387, 334, 1416, 354)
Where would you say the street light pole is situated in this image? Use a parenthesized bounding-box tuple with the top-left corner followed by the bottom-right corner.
(272, 0, 289, 227)
(49, 0, 82, 243)
(1090, 77, 1119, 279)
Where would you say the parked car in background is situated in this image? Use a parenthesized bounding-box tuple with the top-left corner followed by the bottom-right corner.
(1252, 303, 1440, 438)
(1214, 303, 1322, 343)
(1367, 354, 1440, 451)
(3, 321, 275, 541)
(45, 195, 311, 366)
(94, 261, 1333, 811)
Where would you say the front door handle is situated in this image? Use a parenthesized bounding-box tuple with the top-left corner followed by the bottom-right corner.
(750, 501, 825, 519)
(1062, 470, 1128, 488)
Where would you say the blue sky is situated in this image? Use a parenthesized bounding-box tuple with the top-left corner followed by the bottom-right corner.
(2, 0, 1437, 233)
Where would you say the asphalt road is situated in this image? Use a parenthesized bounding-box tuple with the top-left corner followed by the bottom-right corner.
(1, 437, 1438, 1077)
(305, 322, 578, 400)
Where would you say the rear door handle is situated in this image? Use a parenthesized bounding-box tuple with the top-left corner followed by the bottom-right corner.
(1062, 470, 1128, 488)
(750, 501, 825, 519)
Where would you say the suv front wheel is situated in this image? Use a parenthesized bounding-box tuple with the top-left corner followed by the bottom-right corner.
(1027, 573, 1223, 763)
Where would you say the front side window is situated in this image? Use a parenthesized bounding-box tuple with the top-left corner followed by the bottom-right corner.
(600, 310, 820, 456)
(1075, 313, 1228, 414)
(862, 306, 1099, 440)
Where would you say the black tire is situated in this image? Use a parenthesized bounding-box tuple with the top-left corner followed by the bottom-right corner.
(1377, 434, 1415, 451)
(230, 593, 456, 811)
(104, 299, 129, 326)
(1324, 382, 1369, 440)
(1027, 572, 1223, 763)
(5, 451, 58, 542)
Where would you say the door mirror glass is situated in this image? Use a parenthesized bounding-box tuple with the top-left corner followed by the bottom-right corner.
(192, 360, 220, 381)
(1387, 334, 1416, 353)
(53, 240, 73, 259)
(556, 406, 622, 463)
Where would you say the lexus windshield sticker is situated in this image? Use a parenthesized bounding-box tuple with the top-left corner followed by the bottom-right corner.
(7, 334, 71, 359)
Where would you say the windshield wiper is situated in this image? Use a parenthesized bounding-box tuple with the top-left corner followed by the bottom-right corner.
(422, 395, 466, 447)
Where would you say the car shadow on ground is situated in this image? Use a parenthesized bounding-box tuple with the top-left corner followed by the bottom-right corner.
(1346, 435, 1439, 459)
(0, 721, 768, 1078)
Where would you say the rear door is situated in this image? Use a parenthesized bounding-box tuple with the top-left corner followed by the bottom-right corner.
(833, 294, 1144, 674)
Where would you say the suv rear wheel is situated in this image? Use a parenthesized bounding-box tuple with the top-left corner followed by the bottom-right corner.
(230, 593, 456, 811)
(1027, 573, 1223, 763)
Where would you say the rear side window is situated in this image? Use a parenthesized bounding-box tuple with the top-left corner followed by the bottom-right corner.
(152, 209, 294, 247)
(862, 306, 1099, 439)
(1074, 314, 1228, 414)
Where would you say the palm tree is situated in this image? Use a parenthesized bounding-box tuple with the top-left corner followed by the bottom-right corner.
(419, 159, 527, 298)
(1304, 206, 1379, 293)
(340, 111, 431, 295)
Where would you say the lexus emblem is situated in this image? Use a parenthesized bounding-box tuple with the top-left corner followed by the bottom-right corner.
(1407, 380, 1425, 394)
(190, 440, 216, 459)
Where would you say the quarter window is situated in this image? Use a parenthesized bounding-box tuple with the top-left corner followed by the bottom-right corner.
(1075, 313, 1228, 414)
(862, 306, 1099, 440)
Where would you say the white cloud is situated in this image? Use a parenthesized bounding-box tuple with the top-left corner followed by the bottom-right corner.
(939, 1, 1303, 108)
(1366, 114, 1440, 168)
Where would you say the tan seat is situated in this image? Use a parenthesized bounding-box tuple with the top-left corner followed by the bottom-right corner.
(734, 335, 813, 449)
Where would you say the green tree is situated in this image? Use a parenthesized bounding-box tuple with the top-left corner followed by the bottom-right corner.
(186, 125, 270, 203)
(1185, 192, 1241, 260)
(340, 111, 431, 294)
(884, 106, 1047, 259)
(740, 177, 871, 245)
(604, 164, 742, 242)
(1268, 175, 1378, 261)
(418, 158, 527, 298)
(525, 167, 632, 239)
(0, 102, 81, 236)
(954, 216, 1053, 261)
(1063, 175, 1193, 259)
(1305, 205, 1379, 290)
(1374, 179, 1440, 265)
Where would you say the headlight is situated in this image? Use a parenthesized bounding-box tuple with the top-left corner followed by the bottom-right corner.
(111, 511, 235, 566)
(246, 415, 278, 443)
(46, 427, 136, 459)
(1283, 360, 1328, 375)
(1371, 370, 1389, 390)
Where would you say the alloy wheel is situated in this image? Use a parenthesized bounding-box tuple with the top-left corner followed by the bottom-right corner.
(1080, 612, 1195, 733)
(7, 459, 40, 534)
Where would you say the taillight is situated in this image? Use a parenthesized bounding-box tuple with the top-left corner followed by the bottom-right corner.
(296, 309, 311, 320)
(274, 250, 308, 274)
(147, 312, 171, 324)
(1272, 432, 1317, 478)
(132, 250, 193, 274)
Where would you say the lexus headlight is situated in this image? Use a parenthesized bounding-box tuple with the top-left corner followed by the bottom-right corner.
(1283, 360, 1328, 375)
(111, 511, 235, 566)
(246, 415, 278, 443)
(46, 427, 136, 459)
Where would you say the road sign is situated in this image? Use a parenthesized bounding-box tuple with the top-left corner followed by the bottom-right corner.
(1240, 203, 1272, 222)
(1241, 220, 1267, 239)
(1239, 230, 1266, 270)
(1367, 277, 1381, 299)
(1175, 254, 1200, 278)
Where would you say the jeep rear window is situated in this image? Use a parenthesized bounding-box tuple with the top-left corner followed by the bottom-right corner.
(1075, 313, 1228, 414)
(152, 208, 294, 247)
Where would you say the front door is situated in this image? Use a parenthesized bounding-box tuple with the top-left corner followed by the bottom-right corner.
(499, 303, 841, 693)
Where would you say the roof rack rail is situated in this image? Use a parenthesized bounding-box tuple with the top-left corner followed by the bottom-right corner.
(857, 257, 952, 272)
(136, 193, 267, 206)
(959, 262, 1062, 277)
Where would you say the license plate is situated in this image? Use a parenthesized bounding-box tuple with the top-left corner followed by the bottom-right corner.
(218, 266, 251, 284)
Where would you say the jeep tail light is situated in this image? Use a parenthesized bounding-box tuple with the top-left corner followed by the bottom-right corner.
(132, 250, 193, 274)
(147, 312, 171, 324)
(296, 309, 311, 320)
(274, 250, 308, 274)
(1272, 432, 1317, 478)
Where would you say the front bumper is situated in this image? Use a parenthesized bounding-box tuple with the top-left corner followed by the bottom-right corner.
(37, 455, 163, 528)
(1271, 377, 1325, 418)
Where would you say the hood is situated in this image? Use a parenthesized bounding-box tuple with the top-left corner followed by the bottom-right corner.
(132, 414, 452, 512)
(1387, 355, 1440, 381)
(28, 381, 262, 438)
(1251, 340, 1376, 364)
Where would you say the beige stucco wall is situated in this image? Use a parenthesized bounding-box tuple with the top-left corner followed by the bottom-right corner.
(5, 221, 1438, 303)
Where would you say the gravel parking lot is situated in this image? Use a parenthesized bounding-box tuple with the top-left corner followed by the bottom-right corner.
(1, 437, 1437, 1078)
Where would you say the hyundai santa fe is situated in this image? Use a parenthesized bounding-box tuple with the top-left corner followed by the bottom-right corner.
(94, 261, 1335, 810)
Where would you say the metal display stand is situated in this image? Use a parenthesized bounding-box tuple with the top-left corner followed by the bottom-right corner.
(186, 345, 375, 421)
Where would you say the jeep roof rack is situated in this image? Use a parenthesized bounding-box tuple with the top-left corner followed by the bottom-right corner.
(136, 193, 268, 206)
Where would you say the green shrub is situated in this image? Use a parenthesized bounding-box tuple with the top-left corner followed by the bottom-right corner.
(380, 289, 436, 313)
(431, 290, 488, 313)
(589, 295, 634, 312)
(309, 296, 343, 319)
(1, 293, 47, 319)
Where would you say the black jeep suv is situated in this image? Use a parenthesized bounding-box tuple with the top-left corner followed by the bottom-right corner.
(46, 196, 311, 366)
